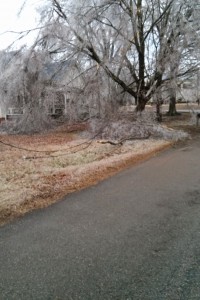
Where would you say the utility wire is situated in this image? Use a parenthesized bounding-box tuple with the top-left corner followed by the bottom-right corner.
(0, 126, 107, 157)
(0, 138, 92, 153)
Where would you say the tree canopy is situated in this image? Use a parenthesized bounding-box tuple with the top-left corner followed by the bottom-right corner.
(0, 0, 200, 134)
(36, 0, 200, 111)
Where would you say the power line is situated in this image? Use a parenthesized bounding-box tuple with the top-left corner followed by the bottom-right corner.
(0, 138, 93, 153)
(0, 128, 104, 157)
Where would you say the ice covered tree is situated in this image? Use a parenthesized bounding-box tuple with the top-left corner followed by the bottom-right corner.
(0, 48, 54, 133)
(35, 0, 200, 113)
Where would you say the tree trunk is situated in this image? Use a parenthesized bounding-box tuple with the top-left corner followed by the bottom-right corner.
(167, 85, 180, 116)
(136, 97, 147, 112)
(167, 96, 180, 116)
(156, 102, 162, 122)
(154, 88, 162, 122)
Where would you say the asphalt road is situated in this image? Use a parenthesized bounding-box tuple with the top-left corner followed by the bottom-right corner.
(0, 135, 200, 300)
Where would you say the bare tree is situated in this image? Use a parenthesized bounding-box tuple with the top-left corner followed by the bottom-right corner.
(0, 48, 55, 133)
(1, 0, 199, 135)
(165, 0, 200, 115)
(35, 0, 200, 113)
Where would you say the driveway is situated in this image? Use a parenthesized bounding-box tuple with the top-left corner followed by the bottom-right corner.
(0, 135, 200, 299)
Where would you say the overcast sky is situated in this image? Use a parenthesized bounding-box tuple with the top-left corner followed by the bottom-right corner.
(0, 0, 43, 49)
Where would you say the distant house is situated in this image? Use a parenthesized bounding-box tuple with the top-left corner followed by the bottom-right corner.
(0, 51, 86, 120)
(158, 77, 198, 104)
(0, 99, 7, 118)
(176, 80, 198, 103)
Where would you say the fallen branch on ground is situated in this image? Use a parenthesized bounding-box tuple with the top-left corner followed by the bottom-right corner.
(97, 134, 151, 146)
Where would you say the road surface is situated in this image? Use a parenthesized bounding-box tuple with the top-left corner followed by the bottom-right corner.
(0, 135, 200, 299)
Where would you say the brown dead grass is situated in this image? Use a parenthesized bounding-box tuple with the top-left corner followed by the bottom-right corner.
(0, 122, 174, 226)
